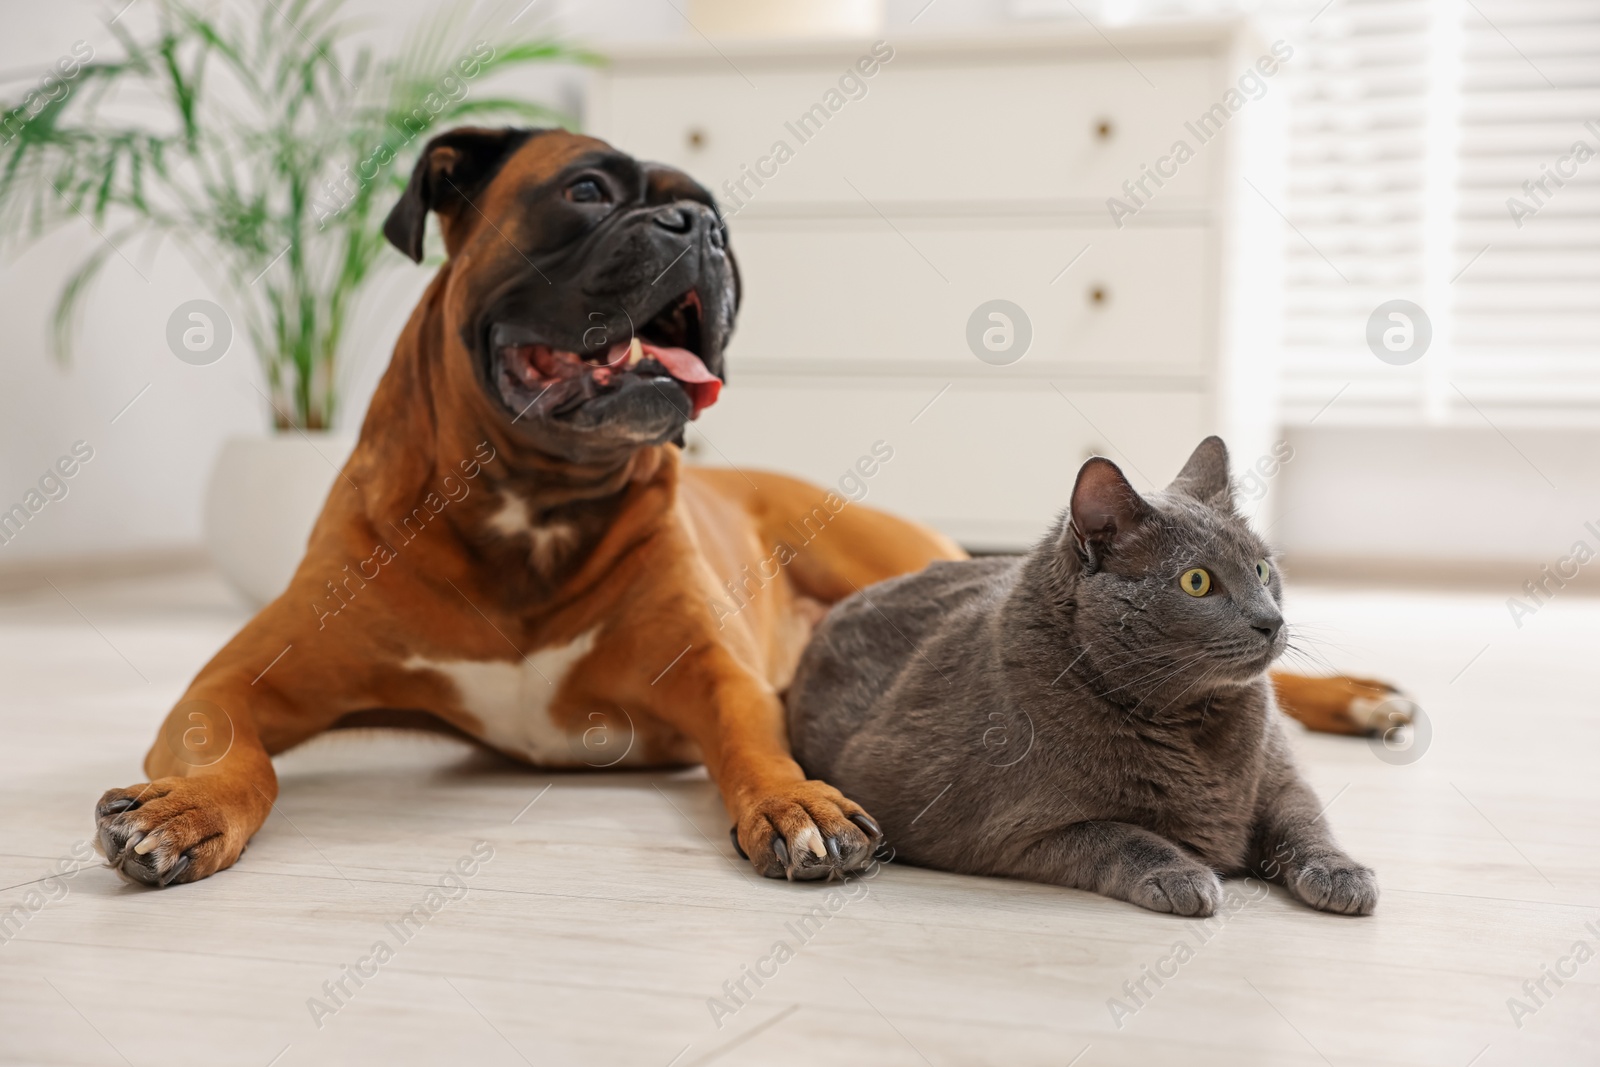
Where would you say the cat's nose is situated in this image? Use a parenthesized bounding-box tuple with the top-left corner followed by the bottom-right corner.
(1251, 612, 1283, 642)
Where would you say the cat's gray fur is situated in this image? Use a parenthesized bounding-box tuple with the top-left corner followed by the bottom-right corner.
(787, 437, 1376, 916)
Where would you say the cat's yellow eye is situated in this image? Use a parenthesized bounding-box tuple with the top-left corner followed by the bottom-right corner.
(1180, 568, 1211, 597)
(1256, 560, 1272, 586)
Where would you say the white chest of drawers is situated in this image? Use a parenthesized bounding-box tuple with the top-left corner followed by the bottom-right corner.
(589, 20, 1284, 549)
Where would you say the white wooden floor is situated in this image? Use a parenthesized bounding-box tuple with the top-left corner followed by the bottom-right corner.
(1, 568, 1596, 1067)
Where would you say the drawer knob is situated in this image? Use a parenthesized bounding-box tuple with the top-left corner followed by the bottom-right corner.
(686, 126, 707, 150)
(1088, 285, 1109, 306)
(1094, 118, 1114, 141)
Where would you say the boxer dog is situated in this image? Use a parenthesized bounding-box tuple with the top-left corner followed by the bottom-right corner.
(94, 128, 1407, 887)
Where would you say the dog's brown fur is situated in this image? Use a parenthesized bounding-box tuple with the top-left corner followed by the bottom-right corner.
(95, 130, 1398, 886)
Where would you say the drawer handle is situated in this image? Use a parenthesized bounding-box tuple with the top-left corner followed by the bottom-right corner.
(686, 126, 707, 150)
(1094, 118, 1114, 141)
(1088, 285, 1109, 306)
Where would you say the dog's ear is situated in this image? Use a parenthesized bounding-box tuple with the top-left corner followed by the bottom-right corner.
(724, 219, 741, 315)
(384, 127, 535, 263)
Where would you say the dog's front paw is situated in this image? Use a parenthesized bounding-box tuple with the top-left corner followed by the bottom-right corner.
(1287, 857, 1378, 915)
(1129, 863, 1224, 917)
(732, 781, 883, 881)
(95, 778, 254, 887)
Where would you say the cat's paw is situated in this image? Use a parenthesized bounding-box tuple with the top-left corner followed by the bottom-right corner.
(1129, 864, 1224, 917)
(732, 780, 883, 881)
(1288, 857, 1378, 915)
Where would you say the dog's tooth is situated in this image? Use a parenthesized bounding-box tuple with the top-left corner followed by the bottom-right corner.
(627, 336, 643, 367)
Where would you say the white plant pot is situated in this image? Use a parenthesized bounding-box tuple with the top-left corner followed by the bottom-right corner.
(203, 432, 358, 606)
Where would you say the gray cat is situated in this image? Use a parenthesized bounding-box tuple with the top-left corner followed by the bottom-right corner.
(787, 437, 1376, 917)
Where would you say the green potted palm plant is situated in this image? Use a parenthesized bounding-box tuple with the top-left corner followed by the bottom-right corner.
(0, 0, 593, 601)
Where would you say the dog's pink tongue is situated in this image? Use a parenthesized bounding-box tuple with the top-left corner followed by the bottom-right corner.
(641, 341, 721, 418)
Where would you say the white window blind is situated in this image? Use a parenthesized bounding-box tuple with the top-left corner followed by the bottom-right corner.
(1278, 0, 1600, 426)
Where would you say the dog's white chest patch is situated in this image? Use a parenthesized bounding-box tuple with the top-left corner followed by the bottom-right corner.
(404, 628, 598, 765)
(487, 490, 578, 573)
(487, 491, 535, 537)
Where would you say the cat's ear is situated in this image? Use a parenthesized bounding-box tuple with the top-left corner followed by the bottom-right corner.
(1168, 435, 1234, 509)
(1066, 456, 1151, 560)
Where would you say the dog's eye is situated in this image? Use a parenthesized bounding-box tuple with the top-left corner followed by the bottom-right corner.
(565, 178, 608, 204)
(1180, 568, 1212, 597)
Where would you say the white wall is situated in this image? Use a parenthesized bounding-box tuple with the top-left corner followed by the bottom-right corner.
(2, 0, 1593, 575)
(1275, 427, 1600, 568)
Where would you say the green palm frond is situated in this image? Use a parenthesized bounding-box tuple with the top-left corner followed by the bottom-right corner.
(0, 0, 592, 430)
(52, 234, 121, 363)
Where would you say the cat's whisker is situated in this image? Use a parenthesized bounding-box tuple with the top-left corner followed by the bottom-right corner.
(1279, 648, 1341, 680)
(1280, 636, 1342, 675)
(1046, 643, 1095, 687)
(1285, 636, 1364, 660)
(1098, 649, 1213, 701)
(1280, 621, 1361, 635)
(1132, 652, 1216, 716)
(1280, 624, 1368, 658)
(1045, 640, 1208, 699)
(1278, 649, 1318, 673)
(1110, 649, 1218, 720)
(1149, 661, 1221, 718)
